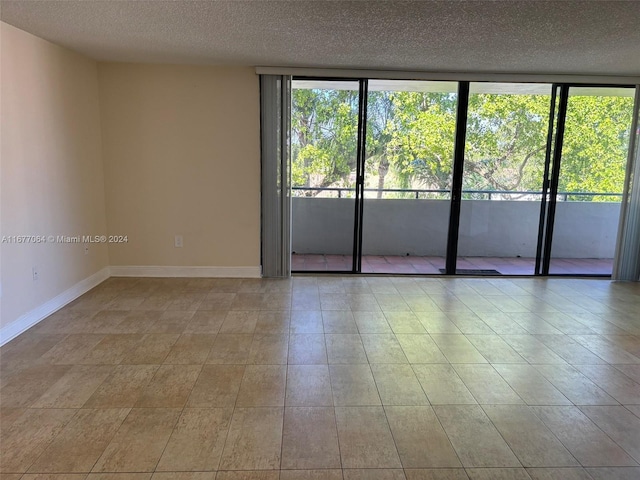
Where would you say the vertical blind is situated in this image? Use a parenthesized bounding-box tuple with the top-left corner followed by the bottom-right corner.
(614, 86, 640, 281)
(260, 75, 292, 277)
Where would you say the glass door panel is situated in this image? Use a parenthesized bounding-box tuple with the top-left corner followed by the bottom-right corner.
(549, 86, 635, 275)
(360, 80, 459, 273)
(458, 82, 554, 275)
(290, 79, 360, 272)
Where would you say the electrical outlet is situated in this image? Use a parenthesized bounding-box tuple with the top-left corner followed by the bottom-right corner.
(32, 266, 39, 281)
(174, 235, 183, 248)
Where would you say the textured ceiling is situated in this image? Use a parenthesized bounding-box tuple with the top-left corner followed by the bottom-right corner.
(1, 1, 640, 75)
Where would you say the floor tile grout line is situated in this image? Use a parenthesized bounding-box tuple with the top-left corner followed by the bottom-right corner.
(427, 404, 468, 472)
(278, 296, 295, 472)
(575, 405, 640, 466)
(81, 406, 133, 476)
(478, 403, 581, 470)
(530, 404, 631, 469)
(368, 364, 403, 470)
(148, 359, 202, 473)
(16, 406, 84, 476)
(453, 362, 528, 406)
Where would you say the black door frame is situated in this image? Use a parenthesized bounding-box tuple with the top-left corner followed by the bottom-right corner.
(534, 85, 560, 275)
(444, 81, 470, 275)
(541, 84, 569, 275)
(352, 79, 369, 273)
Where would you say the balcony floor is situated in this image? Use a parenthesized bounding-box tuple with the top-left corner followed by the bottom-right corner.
(292, 254, 614, 275)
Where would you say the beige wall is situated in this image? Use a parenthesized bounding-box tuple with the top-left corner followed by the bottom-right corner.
(98, 64, 260, 268)
(1, 28, 262, 334)
(1, 22, 109, 328)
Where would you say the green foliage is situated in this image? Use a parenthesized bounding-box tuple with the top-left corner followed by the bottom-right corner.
(291, 85, 634, 201)
(383, 92, 457, 190)
(291, 88, 359, 191)
(464, 93, 549, 194)
(560, 95, 634, 200)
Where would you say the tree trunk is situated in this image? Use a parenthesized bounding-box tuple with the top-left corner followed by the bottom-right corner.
(377, 159, 389, 199)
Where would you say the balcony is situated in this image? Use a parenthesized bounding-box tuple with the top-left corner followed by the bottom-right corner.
(292, 187, 622, 275)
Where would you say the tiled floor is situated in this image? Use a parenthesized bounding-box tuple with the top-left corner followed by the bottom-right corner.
(292, 255, 614, 275)
(1, 276, 640, 480)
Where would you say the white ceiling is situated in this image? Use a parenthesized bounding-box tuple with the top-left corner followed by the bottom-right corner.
(1, 1, 640, 76)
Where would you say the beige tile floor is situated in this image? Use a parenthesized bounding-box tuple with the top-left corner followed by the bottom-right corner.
(1, 276, 640, 480)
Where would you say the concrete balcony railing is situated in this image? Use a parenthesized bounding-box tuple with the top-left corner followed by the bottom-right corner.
(292, 188, 622, 259)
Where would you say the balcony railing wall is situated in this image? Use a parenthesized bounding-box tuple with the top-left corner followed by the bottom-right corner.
(292, 196, 621, 258)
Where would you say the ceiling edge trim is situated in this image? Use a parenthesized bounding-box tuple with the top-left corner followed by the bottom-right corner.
(255, 66, 640, 85)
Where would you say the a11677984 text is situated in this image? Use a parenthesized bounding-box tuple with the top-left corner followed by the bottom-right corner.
(1, 235, 129, 244)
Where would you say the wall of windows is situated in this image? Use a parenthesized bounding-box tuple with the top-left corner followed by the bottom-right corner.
(290, 78, 637, 276)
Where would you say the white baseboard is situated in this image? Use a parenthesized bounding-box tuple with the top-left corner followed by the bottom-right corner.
(109, 265, 262, 278)
(0, 267, 111, 346)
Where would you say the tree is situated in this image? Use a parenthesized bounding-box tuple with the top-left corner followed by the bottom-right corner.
(291, 85, 635, 202)
(365, 91, 395, 197)
(291, 88, 359, 195)
(559, 94, 634, 200)
(464, 94, 548, 191)
(379, 91, 457, 194)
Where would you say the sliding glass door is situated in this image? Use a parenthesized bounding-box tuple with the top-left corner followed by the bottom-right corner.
(457, 83, 554, 275)
(547, 86, 636, 275)
(361, 80, 458, 273)
(290, 79, 360, 271)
